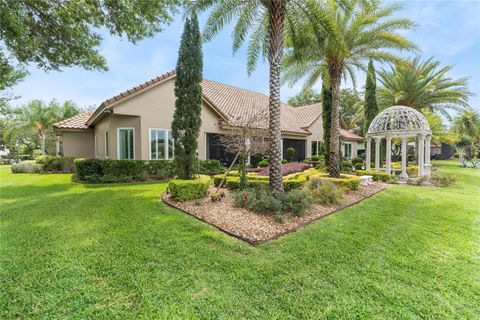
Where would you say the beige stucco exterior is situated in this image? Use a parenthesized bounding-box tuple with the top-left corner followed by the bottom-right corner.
(56, 76, 362, 161)
(61, 131, 95, 158)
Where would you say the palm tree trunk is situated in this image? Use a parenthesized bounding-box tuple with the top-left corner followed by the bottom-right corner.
(329, 65, 342, 178)
(39, 130, 46, 155)
(265, 0, 286, 193)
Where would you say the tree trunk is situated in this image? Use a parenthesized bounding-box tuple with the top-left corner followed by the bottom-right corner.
(329, 66, 342, 178)
(39, 130, 46, 155)
(265, 0, 286, 194)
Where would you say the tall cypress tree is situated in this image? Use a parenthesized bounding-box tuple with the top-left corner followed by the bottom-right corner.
(322, 79, 332, 167)
(172, 14, 203, 180)
(364, 60, 379, 135)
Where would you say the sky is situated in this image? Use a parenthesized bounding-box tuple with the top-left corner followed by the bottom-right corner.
(10, 0, 480, 116)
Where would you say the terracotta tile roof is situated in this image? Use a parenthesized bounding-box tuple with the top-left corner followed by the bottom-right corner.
(53, 111, 94, 129)
(54, 71, 363, 139)
(340, 129, 363, 141)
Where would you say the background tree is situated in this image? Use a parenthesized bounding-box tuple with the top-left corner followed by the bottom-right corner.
(191, 0, 332, 193)
(172, 14, 203, 180)
(339, 89, 363, 131)
(451, 109, 480, 143)
(0, 100, 81, 156)
(287, 88, 321, 107)
(283, 0, 416, 177)
(377, 57, 472, 119)
(364, 61, 379, 135)
(423, 110, 457, 146)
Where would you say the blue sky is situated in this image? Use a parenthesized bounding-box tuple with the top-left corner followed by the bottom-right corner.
(10, 0, 480, 115)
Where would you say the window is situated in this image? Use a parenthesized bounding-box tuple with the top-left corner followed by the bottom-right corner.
(344, 143, 352, 159)
(311, 140, 322, 156)
(118, 128, 134, 160)
(95, 135, 99, 158)
(104, 130, 109, 159)
(150, 129, 173, 160)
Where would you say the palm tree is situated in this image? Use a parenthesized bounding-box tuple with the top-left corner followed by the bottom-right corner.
(377, 57, 472, 119)
(191, 0, 332, 193)
(283, 0, 416, 177)
(451, 109, 480, 142)
(18, 100, 58, 155)
(423, 110, 457, 145)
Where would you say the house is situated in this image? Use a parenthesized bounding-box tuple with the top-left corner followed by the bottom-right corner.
(53, 71, 364, 164)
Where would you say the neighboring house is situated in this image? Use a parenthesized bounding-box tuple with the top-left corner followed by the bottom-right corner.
(53, 71, 364, 164)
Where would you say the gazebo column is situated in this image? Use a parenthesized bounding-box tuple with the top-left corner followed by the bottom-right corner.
(424, 135, 431, 176)
(374, 137, 381, 172)
(366, 137, 372, 170)
(400, 137, 408, 180)
(418, 134, 425, 176)
(56, 136, 60, 157)
(385, 136, 392, 174)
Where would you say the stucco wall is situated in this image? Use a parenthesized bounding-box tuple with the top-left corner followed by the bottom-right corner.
(93, 116, 110, 159)
(62, 131, 95, 158)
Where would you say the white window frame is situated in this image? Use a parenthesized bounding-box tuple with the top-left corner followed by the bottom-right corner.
(311, 140, 322, 156)
(344, 142, 352, 159)
(149, 128, 173, 160)
(94, 135, 99, 158)
(104, 130, 109, 159)
(117, 127, 135, 160)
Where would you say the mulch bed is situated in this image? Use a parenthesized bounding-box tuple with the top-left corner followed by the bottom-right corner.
(162, 183, 390, 245)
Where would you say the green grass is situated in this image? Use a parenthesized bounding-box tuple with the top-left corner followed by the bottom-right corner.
(1, 161, 479, 319)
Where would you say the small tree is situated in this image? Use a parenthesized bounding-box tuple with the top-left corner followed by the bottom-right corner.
(286, 147, 295, 162)
(172, 14, 203, 180)
(364, 60, 380, 162)
(219, 110, 269, 189)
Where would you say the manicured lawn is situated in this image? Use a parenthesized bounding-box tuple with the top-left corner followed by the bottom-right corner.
(0, 161, 479, 319)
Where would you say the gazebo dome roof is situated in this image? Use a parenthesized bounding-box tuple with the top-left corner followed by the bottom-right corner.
(367, 105, 431, 137)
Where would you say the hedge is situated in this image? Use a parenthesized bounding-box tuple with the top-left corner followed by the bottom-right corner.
(311, 174, 361, 190)
(11, 161, 44, 173)
(74, 159, 176, 182)
(198, 159, 225, 175)
(35, 156, 75, 173)
(214, 174, 304, 191)
(168, 175, 211, 201)
(355, 170, 392, 182)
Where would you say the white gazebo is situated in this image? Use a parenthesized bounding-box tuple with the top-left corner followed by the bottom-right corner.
(365, 106, 432, 180)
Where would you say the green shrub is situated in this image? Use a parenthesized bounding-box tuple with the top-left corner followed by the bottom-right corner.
(35, 156, 75, 173)
(306, 176, 343, 205)
(431, 175, 456, 187)
(355, 170, 392, 182)
(233, 188, 311, 217)
(310, 174, 361, 190)
(198, 159, 224, 174)
(74, 159, 176, 182)
(168, 175, 211, 201)
(258, 159, 269, 167)
(281, 159, 288, 164)
(281, 189, 311, 216)
(11, 161, 44, 173)
(354, 162, 363, 170)
(286, 147, 295, 162)
(351, 156, 364, 166)
(341, 161, 353, 172)
(310, 155, 320, 161)
(145, 160, 176, 179)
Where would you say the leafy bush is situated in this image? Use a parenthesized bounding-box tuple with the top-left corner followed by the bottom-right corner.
(34, 156, 75, 173)
(232, 188, 311, 217)
(286, 147, 296, 162)
(431, 175, 456, 187)
(11, 161, 44, 173)
(341, 161, 353, 172)
(311, 155, 321, 161)
(281, 159, 288, 164)
(75, 159, 176, 182)
(306, 176, 343, 205)
(354, 162, 363, 170)
(258, 159, 269, 167)
(351, 157, 363, 166)
(317, 174, 361, 190)
(198, 159, 224, 174)
(168, 175, 211, 201)
(355, 170, 392, 182)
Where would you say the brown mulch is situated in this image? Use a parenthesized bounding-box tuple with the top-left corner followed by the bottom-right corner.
(162, 183, 390, 245)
